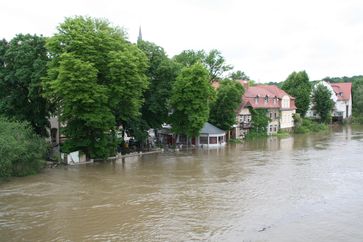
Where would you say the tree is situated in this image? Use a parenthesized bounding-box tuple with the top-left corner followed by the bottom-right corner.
(43, 16, 148, 159)
(282, 71, 312, 117)
(137, 40, 178, 129)
(229, 70, 249, 80)
(170, 63, 211, 137)
(209, 80, 244, 130)
(353, 84, 363, 115)
(246, 108, 270, 138)
(0, 117, 47, 177)
(0, 34, 50, 136)
(312, 83, 334, 123)
(204, 49, 233, 82)
(174, 49, 232, 82)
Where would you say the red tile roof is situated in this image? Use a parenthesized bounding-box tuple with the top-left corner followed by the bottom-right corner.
(330, 82, 352, 101)
(241, 85, 296, 110)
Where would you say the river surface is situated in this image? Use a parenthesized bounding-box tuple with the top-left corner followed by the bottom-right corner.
(1, 125, 363, 241)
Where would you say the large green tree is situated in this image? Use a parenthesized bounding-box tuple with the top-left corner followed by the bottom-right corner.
(312, 83, 334, 123)
(282, 71, 312, 117)
(43, 16, 148, 158)
(0, 34, 50, 136)
(173, 49, 232, 82)
(170, 63, 212, 137)
(137, 40, 178, 129)
(209, 80, 244, 130)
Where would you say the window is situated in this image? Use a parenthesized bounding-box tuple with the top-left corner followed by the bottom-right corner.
(264, 95, 269, 104)
(255, 96, 259, 104)
(270, 112, 272, 119)
(209, 137, 217, 144)
(200, 136, 208, 144)
(274, 112, 277, 119)
(273, 97, 277, 104)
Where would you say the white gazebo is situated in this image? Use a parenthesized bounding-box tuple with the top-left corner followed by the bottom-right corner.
(196, 122, 226, 147)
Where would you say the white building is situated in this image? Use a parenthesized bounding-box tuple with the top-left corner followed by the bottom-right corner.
(306, 81, 352, 121)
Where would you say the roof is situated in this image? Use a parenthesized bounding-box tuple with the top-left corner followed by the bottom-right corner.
(200, 122, 225, 135)
(330, 82, 352, 101)
(241, 85, 296, 110)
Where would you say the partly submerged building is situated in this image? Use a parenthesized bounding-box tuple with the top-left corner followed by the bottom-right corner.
(306, 81, 352, 121)
(159, 122, 226, 148)
(233, 85, 296, 139)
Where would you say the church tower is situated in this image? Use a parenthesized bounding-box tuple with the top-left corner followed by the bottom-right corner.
(137, 26, 142, 42)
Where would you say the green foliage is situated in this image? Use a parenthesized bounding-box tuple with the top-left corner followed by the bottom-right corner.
(209, 80, 244, 130)
(174, 49, 232, 82)
(0, 117, 47, 177)
(229, 70, 249, 80)
(137, 40, 178, 129)
(43, 16, 148, 159)
(294, 118, 328, 134)
(228, 138, 242, 144)
(275, 130, 290, 137)
(170, 63, 211, 137)
(312, 83, 334, 123)
(282, 71, 312, 117)
(204, 49, 233, 82)
(352, 84, 363, 115)
(0, 34, 50, 136)
(173, 49, 205, 67)
(351, 114, 363, 124)
(246, 108, 270, 138)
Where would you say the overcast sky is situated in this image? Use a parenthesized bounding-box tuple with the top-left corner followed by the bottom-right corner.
(1, 0, 363, 83)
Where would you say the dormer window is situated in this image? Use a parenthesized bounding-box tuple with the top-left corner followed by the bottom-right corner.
(255, 96, 259, 104)
(339, 92, 343, 96)
(273, 97, 277, 104)
(264, 95, 269, 104)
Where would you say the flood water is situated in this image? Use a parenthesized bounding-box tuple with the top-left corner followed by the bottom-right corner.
(1, 125, 363, 241)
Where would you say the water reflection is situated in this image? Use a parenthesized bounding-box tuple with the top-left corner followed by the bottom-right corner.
(1, 126, 363, 241)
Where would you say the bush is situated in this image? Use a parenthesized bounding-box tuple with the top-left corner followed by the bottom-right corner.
(352, 115, 363, 124)
(294, 118, 328, 134)
(0, 118, 47, 177)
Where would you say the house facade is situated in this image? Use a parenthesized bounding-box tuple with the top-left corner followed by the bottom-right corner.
(306, 81, 352, 121)
(234, 85, 296, 139)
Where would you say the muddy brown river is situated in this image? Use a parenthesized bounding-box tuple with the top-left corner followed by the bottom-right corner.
(1, 125, 363, 241)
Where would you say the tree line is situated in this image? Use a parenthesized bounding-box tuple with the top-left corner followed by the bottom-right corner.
(0, 16, 245, 160)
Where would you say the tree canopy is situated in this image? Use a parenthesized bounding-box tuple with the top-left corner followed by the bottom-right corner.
(170, 62, 212, 137)
(312, 83, 334, 123)
(137, 40, 178, 129)
(209, 80, 244, 130)
(173, 49, 232, 82)
(0, 34, 50, 136)
(282, 71, 312, 117)
(43, 16, 148, 158)
(229, 70, 249, 81)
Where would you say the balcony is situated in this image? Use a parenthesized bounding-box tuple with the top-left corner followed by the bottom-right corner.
(240, 122, 252, 129)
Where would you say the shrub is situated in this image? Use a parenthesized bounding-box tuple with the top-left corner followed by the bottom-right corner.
(294, 118, 328, 134)
(0, 117, 47, 177)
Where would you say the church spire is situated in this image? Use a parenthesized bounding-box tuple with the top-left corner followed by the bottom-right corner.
(137, 26, 142, 42)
